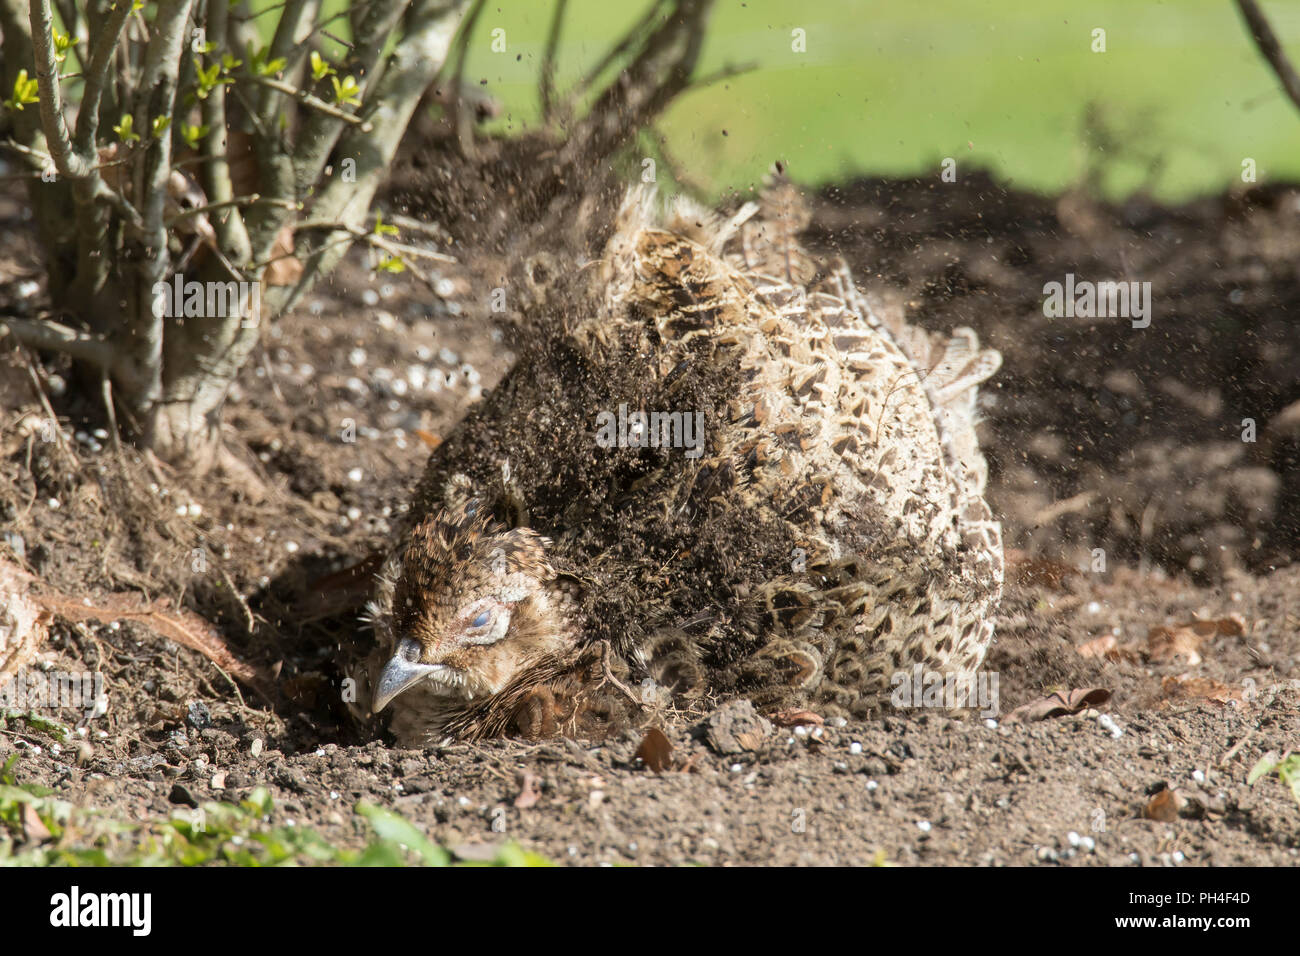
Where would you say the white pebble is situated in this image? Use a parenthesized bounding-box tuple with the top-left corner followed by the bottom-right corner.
(916, 820, 932, 832)
(849, 741, 862, 755)
(1098, 713, 1124, 739)
(48, 498, 60, 509)
(285, 541, 299, 554)
(348, 348, 367, 367)
(361, 289, 379, 306)
(347, 467, 363, 483)
(438, 347, 459, 365)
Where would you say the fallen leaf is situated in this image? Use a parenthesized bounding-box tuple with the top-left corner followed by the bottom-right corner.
(1004, 687, 1112, 722)
(1147, 615, 1247, 666)
(513, 771, 542, 809)
(264, 224, 302, 286)
(635, 727, 673, 773)
(1077, 634, 1142, 663)
(769, 709, 824, 728)
(1143, 788, 1186, 822)
(413, 429, 442, 450)
(20, 804, 51, 843)
(1161, 674, 1244, 705)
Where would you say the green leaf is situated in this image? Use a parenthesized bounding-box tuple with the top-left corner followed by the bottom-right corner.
(1247, 752, 1279, 786)
(310, 51, 336, 81)
(7, 70, 40, 111)
(330, 75, 362, 107)
(112, 113, 139, 143)
(182, 123, 210, 149)
(355, 801, 448, 866)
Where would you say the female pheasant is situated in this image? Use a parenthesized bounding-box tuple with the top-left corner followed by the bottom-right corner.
(363, 180, 1004, 745)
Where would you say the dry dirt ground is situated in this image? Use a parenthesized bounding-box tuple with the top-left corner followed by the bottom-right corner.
(0, 172, 1298, 866)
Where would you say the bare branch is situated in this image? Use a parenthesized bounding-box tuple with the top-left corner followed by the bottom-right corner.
(539, 0, 568, 123)
(1236, 1, 1300, 115)
(199, 0, 252, 264)
(249, 75, 375, 129)
(28, 0, 94, 178)
(0, 316, 116, 367)
(73, 0, 133, 154)
(275, 0, 464, 314)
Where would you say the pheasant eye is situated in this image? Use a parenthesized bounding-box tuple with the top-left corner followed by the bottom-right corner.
(470, 610, 491, 628)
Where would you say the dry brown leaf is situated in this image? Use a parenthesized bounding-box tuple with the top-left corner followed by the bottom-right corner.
(1076, 634, 1141, 663)
(513, 771, 542, 809)
(20, 803, 52, 843)
(1004, 687, 1112, 722)
(38, 591, 269, 696)
(264, 224, 303, 286)
(635, 726, 673, 773)
(413, 429, 443, 450)
(1143, 788, 1186, 822)
(1161, 674, 1244, 705)
(769, 709, 824, 728)
(1147, 615, 1246, 666)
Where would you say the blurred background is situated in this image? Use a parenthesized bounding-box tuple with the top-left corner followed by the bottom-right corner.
(440, 0, 1300, 200)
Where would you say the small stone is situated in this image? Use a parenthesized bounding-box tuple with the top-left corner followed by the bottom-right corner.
(186, 701, 212, 730)
(168, 783, 199, 808)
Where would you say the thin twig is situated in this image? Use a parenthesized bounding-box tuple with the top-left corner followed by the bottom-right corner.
(1236, 1, 1300, 115)
(539, 0, 568, 123)
(248, 74, 374, 129)
(0, 315, 115, 367)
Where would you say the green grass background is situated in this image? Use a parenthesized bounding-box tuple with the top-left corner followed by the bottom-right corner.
(432, 0, 1300, 201)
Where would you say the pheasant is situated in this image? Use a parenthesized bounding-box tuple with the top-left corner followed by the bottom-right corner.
(362, 177, 1004, 745)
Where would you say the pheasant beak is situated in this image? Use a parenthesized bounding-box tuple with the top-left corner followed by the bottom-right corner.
(373, 638, 442, 713)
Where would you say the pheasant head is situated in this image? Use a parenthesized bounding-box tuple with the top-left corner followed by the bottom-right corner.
(367, 502, 578, 717)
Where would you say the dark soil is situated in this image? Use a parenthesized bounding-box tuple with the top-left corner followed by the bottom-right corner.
(1, 168, 1298, 866)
